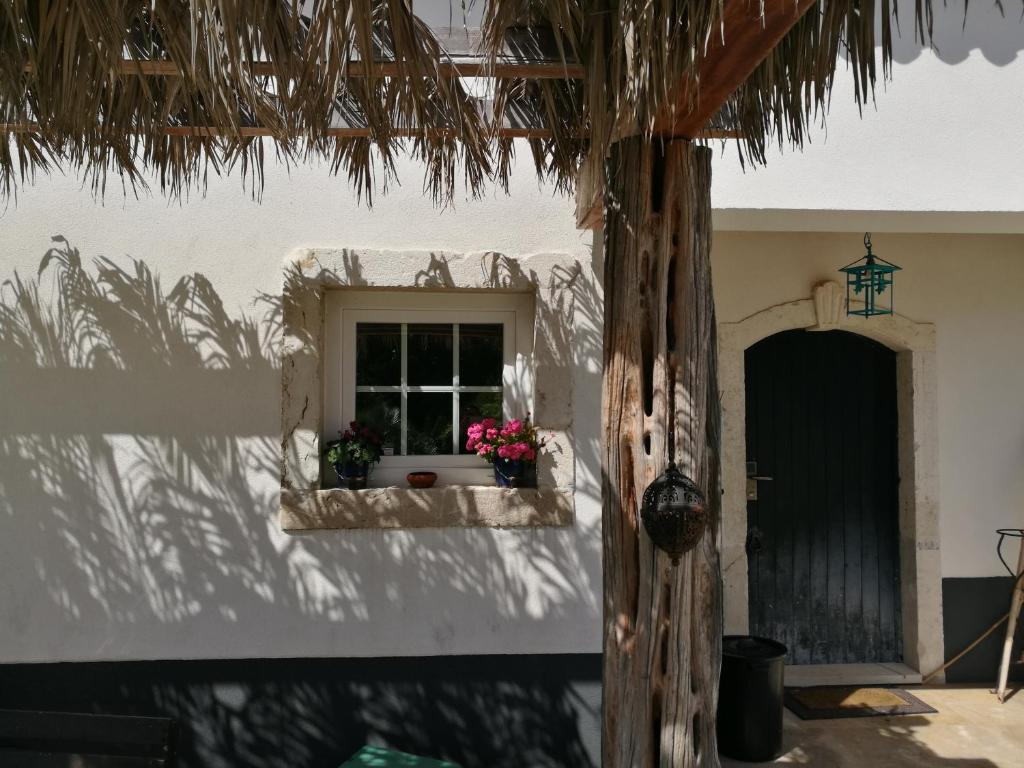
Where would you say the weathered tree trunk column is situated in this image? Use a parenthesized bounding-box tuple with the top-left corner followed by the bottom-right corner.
(602, 138, 722, 768)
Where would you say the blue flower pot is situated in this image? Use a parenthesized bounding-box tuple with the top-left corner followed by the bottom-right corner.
(334, 461, 369, 490)
(493, 459, 536, 488)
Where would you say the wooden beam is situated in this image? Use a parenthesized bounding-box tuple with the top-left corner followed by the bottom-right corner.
(159, 125, 554, 139)
(1, 122, 558, 140)
(2, 123, 733, 142)
(575, 0, 816, 229)
(20, 27, 584, 81)
(23, 58, 583, 80)
(653, 0, 818, 136)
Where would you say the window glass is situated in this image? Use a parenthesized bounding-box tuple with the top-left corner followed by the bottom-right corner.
(352, 320, 506, 457)
(407, 393, 453, 455)
(355, 323, 400, 385)
(459, 324, 504, 386)
(355, 392, 400, 455)
(408, 324, 453, 386)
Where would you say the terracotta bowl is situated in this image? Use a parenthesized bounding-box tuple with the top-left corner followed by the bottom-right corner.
(406, 471, 438, 489)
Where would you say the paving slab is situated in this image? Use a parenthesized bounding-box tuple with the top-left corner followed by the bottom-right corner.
(721, 685, 1024, 767)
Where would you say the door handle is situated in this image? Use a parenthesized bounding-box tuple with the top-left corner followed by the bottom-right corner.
(746, 461, 772, 500)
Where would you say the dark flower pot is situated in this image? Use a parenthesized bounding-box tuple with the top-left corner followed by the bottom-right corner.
(493, 459, 536, 488)
(334, 461, 369, 490)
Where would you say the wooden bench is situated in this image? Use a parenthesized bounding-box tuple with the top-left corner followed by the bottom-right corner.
(0, 709, 175, 767)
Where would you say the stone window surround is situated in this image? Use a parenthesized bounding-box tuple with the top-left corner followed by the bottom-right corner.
(718, 281, 944, 680)
(279, 248, 579, 531)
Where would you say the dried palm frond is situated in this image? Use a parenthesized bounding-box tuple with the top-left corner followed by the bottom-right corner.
(0, 0, 991, 205)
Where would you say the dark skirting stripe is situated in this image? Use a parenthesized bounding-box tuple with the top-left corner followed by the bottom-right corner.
(0, 654, 601, 768)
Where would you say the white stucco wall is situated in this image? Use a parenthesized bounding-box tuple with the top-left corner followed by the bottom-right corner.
(712, 5, 1024, 231)
(3, 5, 1024, 663)
(5, 185, 1021, 665)
(712, 231, 1024, 580)
(0, 160, 604, 663)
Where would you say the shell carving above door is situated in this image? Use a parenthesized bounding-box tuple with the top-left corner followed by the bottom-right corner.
(809, 280, 845, 331)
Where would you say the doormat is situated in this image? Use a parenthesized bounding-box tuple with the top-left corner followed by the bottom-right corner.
(784, 686, 937, 720)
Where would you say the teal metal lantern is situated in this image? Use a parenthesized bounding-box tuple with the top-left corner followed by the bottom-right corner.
(839, 233, 901, 317)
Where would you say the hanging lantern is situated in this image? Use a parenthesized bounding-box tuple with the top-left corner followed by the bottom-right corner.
(839, 233, 901, 317)
(641, 463, 708, 565)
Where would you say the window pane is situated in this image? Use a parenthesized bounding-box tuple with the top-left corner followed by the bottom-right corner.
(408, 324, 453, 386)
(356, 323, 401, 386)
(355, 392, 400, 456)
(459, 391, 503, 454)
(459, 324, 504, 386)
(407, 392, 454, 455)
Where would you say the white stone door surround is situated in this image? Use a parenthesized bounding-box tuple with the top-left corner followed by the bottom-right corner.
(718, 282, 944, 679)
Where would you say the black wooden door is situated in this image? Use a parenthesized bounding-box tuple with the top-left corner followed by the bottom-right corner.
(745, 329, 901, 665)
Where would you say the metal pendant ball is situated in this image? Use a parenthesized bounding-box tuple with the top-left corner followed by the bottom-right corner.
(641, 462, 708, 565)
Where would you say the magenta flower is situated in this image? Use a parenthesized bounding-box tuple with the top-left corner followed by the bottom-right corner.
(466, 415, 543, 467)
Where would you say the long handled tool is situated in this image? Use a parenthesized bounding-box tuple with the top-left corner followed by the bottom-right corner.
(995, 529, 1024, 703)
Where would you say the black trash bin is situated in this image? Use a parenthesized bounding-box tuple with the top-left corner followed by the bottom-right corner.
(717, 635, 787, 762)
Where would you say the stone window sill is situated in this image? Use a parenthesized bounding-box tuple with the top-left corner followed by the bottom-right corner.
(280, 486, 574, 531)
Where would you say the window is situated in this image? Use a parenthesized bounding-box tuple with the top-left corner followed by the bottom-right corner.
(325, 291, 534, 486)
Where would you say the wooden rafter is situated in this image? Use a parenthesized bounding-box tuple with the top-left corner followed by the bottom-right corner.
(653, 0, 819, 136)
(19, 26, 585, 81)
(21, 58, 584, 81)
(576, 0, 818, 229)
(1, 122, 735, 141)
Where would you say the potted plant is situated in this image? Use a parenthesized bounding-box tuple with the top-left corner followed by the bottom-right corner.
(465, 417, 545, 488)
(324, 421, 383, 490)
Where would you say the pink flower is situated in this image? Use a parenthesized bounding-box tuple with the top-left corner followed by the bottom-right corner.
(505, 419, 523, 434)
(466, 437, 479, 451)
(480, 418, 497, 429)
(486, 427, 499, 440)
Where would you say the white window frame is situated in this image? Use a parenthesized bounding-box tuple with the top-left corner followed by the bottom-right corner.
(324, 290, 535, 486)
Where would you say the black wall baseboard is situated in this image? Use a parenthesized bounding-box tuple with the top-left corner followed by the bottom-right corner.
(942, 576, 1023, 684)
(0, 654, 602, 768)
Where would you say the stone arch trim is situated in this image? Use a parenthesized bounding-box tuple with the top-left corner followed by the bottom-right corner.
(718, 287, 943, 678)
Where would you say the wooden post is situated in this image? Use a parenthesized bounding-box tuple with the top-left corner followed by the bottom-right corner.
(602, 138, 722, 767)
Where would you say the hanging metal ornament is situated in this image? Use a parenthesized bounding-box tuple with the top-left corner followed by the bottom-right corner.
(641, 462, 708, 565)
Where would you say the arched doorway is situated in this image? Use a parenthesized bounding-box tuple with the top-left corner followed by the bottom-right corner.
(717, 286, 943, 681)
(745, 329, 901, 664)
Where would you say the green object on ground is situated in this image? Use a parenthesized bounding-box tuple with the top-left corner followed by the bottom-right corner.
(340, 745, 462, 768)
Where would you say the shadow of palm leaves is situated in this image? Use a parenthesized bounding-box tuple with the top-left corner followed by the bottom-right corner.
(0, 237, 601, 768)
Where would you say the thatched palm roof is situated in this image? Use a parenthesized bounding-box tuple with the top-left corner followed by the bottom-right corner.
(0, 1, 954, 203)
